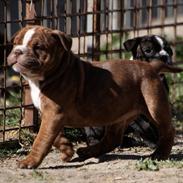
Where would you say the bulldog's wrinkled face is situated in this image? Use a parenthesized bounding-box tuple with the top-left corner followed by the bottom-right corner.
(124, 35, 173, 65)
(7, 26, 72, 80)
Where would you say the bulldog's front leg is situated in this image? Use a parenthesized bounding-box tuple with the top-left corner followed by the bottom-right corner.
(18, 112, 64, 169)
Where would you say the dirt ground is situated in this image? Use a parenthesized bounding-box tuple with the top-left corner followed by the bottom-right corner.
(0, 133, 183, 183)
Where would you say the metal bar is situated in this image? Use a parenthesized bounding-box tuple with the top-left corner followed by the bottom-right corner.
(2, 0, 7, 142)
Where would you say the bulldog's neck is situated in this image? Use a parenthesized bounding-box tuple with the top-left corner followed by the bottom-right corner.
(26, 56, 68, 111)
(28, 79, 41, 110)
(26, 51, 83, 111)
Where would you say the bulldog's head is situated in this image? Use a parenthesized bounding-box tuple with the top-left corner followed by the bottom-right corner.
(7, 26, 72, 80)
(123, 35, 173, 65)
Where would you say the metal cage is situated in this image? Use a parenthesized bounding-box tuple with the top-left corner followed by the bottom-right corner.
(0, 0, 183, 145)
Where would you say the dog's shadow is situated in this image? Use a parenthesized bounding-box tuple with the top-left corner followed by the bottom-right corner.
(39, 153, 144, 170)
(98, 153, 146, 162)
(98, 151, 183, 162)
(40, 151, 183, 170)
(95, 151, 183, 162)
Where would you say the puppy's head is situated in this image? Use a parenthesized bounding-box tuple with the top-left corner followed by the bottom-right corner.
(123, 35, 173, 64)
(7, 25, 72, 80)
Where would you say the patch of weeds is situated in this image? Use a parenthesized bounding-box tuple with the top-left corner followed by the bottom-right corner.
(0, 147, 20, 158)
(0, 108, 20, 128)
(159, 159, 183, 169)
(136, 158, 183, 171)
(8, 90, 21, 106)
(20, 129, 36, 147)
(0, 140, 22, 158)
(172, 117, 183, 131)
(0, 149, 14, 158)
(0, 90, 21, 127)
(31, 170, 44, 181)
(64, 128, 86, 142)
(136, 158, 159, 171)
(5, 108, 21, 127)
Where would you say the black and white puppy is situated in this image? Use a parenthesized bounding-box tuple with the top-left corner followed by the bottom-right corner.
(85, 35, 173, 147)
(124, 35, 173, 64)
(123, 35, 173, 146)
(124, 35, 173, 92)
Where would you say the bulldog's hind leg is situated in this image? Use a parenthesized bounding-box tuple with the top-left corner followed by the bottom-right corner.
(149, 109, 175, 160)
(77, 123, 126, 160)
(53, 131, 74, 162)
(142, 79, 175, 160)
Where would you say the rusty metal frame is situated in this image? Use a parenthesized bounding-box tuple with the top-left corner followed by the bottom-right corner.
(0, 0, 183, 144)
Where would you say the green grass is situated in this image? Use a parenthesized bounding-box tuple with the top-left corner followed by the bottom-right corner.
(0, 143, 20, 158)
(136, 158, 159, 171)
(0, 90, 21, 127)
(5, 109, 21, 127)
(0, 149, 17, 158)
(158, 159, 183, 169)
(19, 129, 36, 147)
(64, 128, 86, 142)
(31, 170, 45, 181)
(136, 158, 183, 171)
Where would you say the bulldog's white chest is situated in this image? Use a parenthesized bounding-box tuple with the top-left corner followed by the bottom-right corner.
(28, 80, 41, 110)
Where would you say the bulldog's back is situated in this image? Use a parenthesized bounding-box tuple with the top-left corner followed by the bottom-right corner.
(64, 59, 154, 125)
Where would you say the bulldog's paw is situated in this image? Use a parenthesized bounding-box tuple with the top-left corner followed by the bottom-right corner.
(60, 146, 74, 162)
(150, 151, 169, 161)
(77, 147, 93, 160)
(17, 157, 40, 169)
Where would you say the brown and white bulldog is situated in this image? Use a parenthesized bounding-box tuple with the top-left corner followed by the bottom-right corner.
(7, 25, 182, 169)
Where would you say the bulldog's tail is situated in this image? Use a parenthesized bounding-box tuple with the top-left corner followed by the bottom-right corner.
(150, 60, 183, 73)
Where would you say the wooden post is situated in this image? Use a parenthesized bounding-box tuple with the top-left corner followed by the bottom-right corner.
(22, 0, 39, 129)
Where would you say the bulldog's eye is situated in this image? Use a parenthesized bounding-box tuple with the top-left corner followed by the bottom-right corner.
(34, 44, 45, 50)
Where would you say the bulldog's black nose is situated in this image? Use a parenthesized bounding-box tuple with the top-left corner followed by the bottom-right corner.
(14, 49, 23, 57)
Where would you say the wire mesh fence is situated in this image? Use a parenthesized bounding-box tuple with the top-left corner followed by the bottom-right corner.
(0, 0, 183, 145)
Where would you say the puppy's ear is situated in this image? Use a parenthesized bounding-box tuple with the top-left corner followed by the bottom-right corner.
(123, 37, 141, 51)
(52, 30, 72, 51)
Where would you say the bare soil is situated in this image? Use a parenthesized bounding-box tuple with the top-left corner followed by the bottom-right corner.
(0, 133, 183, 183)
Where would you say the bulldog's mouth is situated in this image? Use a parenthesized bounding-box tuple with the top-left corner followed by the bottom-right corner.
(11, 62, 43, 81)
(11, 59, 41, 71)
(7, 59, 22, 73)
(12, 62, 26, 74)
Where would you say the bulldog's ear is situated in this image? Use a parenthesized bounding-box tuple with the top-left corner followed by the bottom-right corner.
(52, 30, 72, 51)
(123, 37, 141, 51)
